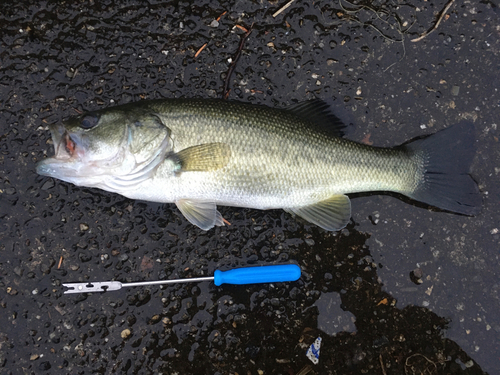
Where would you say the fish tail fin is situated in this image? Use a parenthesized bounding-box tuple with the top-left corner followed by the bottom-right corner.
(405, 121, 481, 215)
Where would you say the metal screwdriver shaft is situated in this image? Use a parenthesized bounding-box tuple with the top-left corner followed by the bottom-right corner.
(63, 264, 301, 294)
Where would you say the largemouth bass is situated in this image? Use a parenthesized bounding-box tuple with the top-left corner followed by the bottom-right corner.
(36, 99, 481, 231)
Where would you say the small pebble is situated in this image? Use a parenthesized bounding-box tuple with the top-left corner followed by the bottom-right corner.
(121, 329, 131, 339)
(413, 268, 423, 278)
(410, 268, 424, 285)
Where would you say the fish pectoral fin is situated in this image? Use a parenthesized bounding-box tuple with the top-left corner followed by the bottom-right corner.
(285, 195, 351, 231)
(175, 199, 224, 231)
(170, 143, 231, 172)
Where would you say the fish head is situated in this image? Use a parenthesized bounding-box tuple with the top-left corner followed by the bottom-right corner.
(36, 107, 172, 190)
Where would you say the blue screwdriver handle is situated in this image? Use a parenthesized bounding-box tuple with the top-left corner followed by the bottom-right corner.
(213, 264, 301, 286)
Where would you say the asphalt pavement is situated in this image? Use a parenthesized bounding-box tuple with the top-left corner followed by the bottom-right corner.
(0, 1, 499, 374)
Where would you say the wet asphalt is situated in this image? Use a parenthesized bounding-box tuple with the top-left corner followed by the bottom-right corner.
(0, 1, 499, 374)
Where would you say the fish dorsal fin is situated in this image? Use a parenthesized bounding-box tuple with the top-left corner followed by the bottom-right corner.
(175, 199, 224, 230)
(285, 194, 351, 231)
(286, 99, 346, 137)
(170, 143, 231, 172)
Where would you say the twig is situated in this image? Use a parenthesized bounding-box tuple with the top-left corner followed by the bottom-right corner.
(273, 0, 296, 18)
(222, 217, 232, 226)
(234, 24, 248, 33)
(194, 43, 208, 59)
(404, 353, 437, 374)
(58, 256, 63, 269)
(411, 0, 456, 42)
(338, 0, 409, 71)
(216, 11, 227, 22)
(338, 0, 407, 43)
(383, 39, 406, 72)
(380, 354, 388, 375)
(222, 24, 253, 99)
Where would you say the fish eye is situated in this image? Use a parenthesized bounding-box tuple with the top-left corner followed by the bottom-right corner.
(80, 113, 100, 129)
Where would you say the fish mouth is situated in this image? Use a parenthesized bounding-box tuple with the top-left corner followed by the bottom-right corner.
(42, 122, 81, 160)
(55, 131, 78, 159)
(36, 123, 87, 178)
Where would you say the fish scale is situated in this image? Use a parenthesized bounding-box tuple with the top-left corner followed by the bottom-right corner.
(151, 100, 415, 203)
(37, 98, 481, 231)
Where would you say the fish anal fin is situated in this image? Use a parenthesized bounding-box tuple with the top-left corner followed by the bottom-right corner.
(286, 194, 351, 231)
(175, 199, 224, 230)
(172, 143, 231, 172)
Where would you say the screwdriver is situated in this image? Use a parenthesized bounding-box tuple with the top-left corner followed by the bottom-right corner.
(63, 264, 301, 294)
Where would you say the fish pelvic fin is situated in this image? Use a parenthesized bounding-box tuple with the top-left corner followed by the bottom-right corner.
(405, 121, 481, 215)
(285, 194, 351, 231)
(175, 199, 224, 230)
(169, 143, 231, 172)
